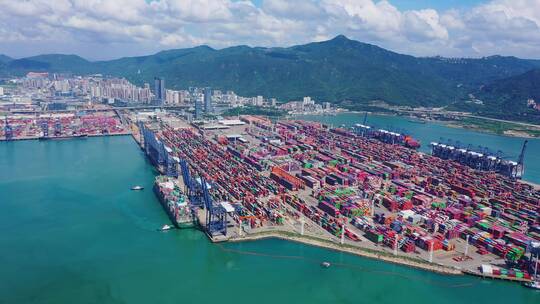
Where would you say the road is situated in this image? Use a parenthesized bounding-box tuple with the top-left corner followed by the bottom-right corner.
(392, 108, 540, 128)
(462, 114, 540, 128)
(7, 104, 191, 115)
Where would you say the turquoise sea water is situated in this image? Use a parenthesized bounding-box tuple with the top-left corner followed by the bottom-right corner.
(297, 113, 540, 184)
(1, 136, 539, 304)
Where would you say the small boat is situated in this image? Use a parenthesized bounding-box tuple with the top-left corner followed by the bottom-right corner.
(160, 224, 173, 231)
(523, 280, 540, 290)
(321, 262, 331, 268)
(131, 185, 144, 190)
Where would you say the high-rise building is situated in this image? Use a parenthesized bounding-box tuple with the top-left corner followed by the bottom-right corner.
(256, 96, 264, 106)
(324, 102, 331, 110)
(303, 96, 313, 105)
(154, 77, 165, 103)
(194, 93, 202, 119)
(204, 87, 213, 113)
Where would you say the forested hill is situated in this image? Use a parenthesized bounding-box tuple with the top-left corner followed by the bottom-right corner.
(1, 35, 540, 122)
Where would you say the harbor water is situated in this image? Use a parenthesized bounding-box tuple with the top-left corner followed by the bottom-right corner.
(0, 136, 539, 304)
(297, 113, 540, 184)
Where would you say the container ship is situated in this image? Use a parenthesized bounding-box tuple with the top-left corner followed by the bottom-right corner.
(476, 264, 533, 281)
(153, 176, 196, 228)
(353, 124, 421, 149)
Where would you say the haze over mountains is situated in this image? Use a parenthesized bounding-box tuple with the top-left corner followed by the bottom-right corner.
(1, 35, 539, 123)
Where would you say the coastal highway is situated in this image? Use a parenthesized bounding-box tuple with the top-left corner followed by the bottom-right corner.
(7, 104, 192, 115)
(392, 108, 540, 128)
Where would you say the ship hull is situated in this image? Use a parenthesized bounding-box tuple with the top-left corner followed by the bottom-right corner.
(153, 181, 196, 229)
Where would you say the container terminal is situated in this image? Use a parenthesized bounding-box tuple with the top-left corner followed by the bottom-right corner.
(128, 111, 539, 284)
(0, 110, 129, 141)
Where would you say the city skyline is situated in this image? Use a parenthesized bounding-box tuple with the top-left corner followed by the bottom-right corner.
(0, 0, 539, 60)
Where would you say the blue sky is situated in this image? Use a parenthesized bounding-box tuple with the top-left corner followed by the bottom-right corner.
(1, 0, 539, 60)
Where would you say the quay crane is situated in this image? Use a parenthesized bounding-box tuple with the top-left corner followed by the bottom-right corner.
(516, 140, 528, 179)
(352, 123, 420, 149)
(4, 117, 13, 140)
(140, 123, 178, 177)
(180, 159, 204, 208)
(40, 120, 49, 138)
(201, 177, 227, 236)
(430, 140, 528, 179)
(362, 112, 368, 125)
(54, 119, 62, 136)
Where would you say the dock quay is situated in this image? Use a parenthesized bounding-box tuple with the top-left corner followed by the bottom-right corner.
(132, 112, 539, 284)
(1, 110, 130, 141)
(227, 230, 464, 275)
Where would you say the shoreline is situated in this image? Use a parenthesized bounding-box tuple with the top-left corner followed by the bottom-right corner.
(438, 121, 540, 139)
(341, 110, 540, 139)
(226, 230, 464, 276)
(0, 132, 131, 142)
(239, 108, 538, 138)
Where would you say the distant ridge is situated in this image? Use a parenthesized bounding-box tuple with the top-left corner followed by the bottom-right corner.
(1, 35, 539, 122)
(0, 54, 12, 64)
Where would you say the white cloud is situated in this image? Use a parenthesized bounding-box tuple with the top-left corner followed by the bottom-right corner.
(0, 0, 539, 60)
(441, 0, 540, 57)
(403, 9, 448, 42)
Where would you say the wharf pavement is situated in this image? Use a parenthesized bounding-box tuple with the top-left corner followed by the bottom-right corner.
(223, 228, 463, 276)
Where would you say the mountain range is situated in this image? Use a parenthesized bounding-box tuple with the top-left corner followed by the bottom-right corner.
(1, 35, 539, 123)
(0, 54, 13, 64)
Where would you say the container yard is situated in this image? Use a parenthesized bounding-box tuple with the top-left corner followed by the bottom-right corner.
(0, 111, 129, 140)
(134, 112, 540, 284)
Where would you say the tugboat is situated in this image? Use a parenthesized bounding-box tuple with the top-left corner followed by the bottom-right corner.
(131, 185, 144, 191)
(74, 133, 88, 139)
(523, 253, 539, 290)
(523, 280, 540, 290)
(160, 224, 174, 231)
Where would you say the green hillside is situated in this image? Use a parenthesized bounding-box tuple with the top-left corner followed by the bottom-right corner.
(469, 69, 540, 123)
(1, 35, 540, 121)
(0, 54, 12, 64)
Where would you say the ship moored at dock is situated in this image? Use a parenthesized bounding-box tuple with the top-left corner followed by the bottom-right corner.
(153, 176, 196, 229)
